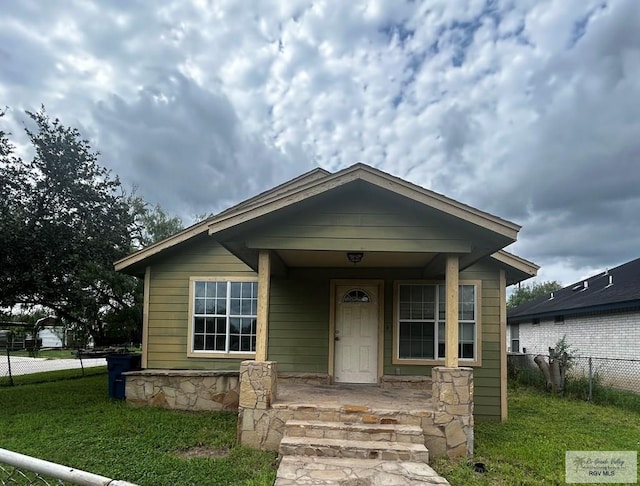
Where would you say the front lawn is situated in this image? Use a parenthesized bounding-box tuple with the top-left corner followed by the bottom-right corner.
(2, 376, 638, 486)
(432, 386, 640, 485)
(0, 373, 276, 485)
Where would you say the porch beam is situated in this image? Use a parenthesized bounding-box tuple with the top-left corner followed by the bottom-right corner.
(256, 250, 271, 361)
(445, 254, 459, 368)
(245, 237, 471, 253)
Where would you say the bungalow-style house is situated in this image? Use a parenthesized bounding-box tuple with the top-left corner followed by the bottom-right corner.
(507, 257, 640, 365)
(116, 163, 538, 459)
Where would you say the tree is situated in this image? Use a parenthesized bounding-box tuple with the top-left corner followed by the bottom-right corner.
(1, 108, 133, 345)
(507, 280, 562, 309)
(130, 198, 184, 248)
(0, 107, 184, 347)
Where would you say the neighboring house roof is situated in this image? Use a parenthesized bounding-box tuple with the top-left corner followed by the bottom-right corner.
(508, 257, 640, 322)
(115, 163, 537, 280)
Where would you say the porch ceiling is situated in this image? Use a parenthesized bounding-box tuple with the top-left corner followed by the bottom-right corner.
(276, 250, 436, 268)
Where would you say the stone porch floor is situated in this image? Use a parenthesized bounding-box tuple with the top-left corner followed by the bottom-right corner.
(273, 382, 434, 412)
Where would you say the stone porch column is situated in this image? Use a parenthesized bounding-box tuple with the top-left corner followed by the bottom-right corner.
(239, 360, 277, 409)
(432, 366, 474, 457)
(445, 254, 459, 368)
(238, 360, 278, 449)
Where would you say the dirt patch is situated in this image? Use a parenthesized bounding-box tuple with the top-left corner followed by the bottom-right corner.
(175, 446, 230, 459)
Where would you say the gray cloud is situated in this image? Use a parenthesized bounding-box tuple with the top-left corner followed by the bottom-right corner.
(92, 71, 311, 217)
(1, 0, 639, 286)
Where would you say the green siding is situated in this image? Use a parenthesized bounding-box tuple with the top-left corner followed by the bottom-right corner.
(145, 235, 505, 418)
(146, 239, 256, 369)
(460, 261, 502, 419)
(245, 191, 471, 253)
(268, 278, 330, 373)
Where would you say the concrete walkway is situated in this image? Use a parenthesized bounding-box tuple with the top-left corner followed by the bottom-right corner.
(1, 356, 106, 377)
(275, 456, 450, 485)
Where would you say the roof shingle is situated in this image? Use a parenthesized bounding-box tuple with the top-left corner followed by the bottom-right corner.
(508, 257, 640, 321)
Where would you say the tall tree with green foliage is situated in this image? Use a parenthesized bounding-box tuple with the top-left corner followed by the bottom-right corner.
(508, 280, 563, 309)
(0, 108, 134, 344)
(0, 108, 183, 346)
(130, 198, 184, 247)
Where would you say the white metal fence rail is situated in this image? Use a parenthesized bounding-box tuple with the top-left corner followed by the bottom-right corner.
(0, 448, 137, 486)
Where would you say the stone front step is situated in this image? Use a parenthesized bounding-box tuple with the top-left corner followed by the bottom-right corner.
(274, 456, 449, 486)
(284, 419, 424, 444)
(279, 436, 430, 462)
(275, 456, 450, 485)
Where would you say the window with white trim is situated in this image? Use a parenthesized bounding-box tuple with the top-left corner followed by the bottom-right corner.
(397, 283, 477, 361)
(192, 280, 257, 353)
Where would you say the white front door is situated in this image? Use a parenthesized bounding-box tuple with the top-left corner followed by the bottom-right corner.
(334, 284, 379, 384)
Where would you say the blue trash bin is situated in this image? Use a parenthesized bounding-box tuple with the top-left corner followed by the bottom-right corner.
(107, 354, 141, 399)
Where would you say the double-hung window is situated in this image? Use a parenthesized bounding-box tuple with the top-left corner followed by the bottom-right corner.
(190, 279, 258, 355)
(396, 282, 479, 363)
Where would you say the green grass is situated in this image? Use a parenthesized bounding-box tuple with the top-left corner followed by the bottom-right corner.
(10, 349, 78, 359)
(3, 376, 639, 486)
(0, 374, 277, 485)
(432, 386, 640, 485)
(513, 366, 640, 414)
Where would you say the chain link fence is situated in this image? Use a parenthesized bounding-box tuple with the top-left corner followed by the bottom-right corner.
(571, 355, 640, 395)
(0, 461, 65, 485)
(508, 353, 640, 400)
(0, 347, 107, 387)
(0, 448, 136, 486)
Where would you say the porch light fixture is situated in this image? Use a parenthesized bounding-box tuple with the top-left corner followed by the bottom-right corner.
(346, 252, 364, 264)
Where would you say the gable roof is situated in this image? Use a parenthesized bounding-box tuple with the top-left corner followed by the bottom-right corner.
(508, 257, 640, 322)
(205, 163, 521, 237)
(115, 163, 526, 274)
(216, 167, 331, 217)
(491, 250, 539, 285)
(115, 166, 330, 272)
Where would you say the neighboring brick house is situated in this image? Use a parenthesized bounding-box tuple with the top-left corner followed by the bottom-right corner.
(507, 257, 640, 359)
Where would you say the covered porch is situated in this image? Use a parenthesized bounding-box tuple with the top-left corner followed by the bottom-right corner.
(238, 224, 481, 462)
(237, 360, 474, 459)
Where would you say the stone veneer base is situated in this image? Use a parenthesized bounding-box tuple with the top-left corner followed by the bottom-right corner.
(124, 369, 240, 411)
(238, 402, 473, 459)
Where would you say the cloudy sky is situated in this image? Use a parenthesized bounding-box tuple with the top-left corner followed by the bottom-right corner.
(2, 0, 639, 288)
